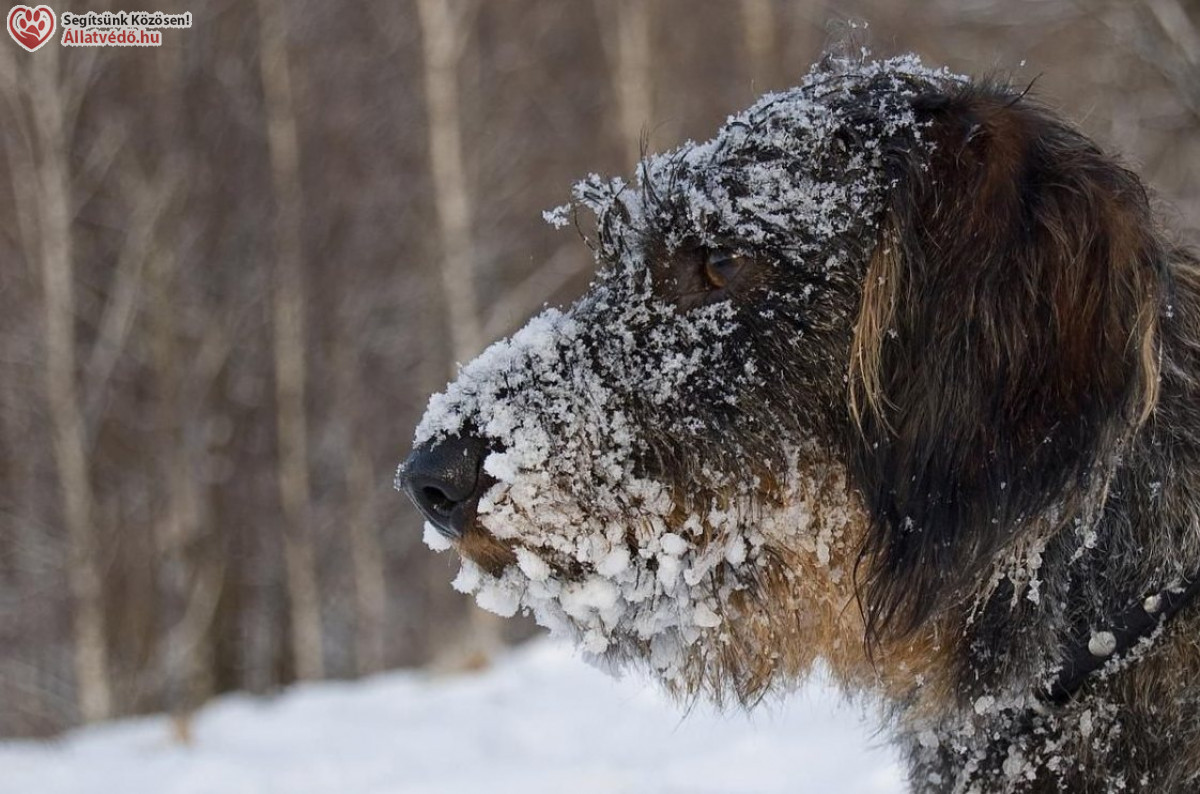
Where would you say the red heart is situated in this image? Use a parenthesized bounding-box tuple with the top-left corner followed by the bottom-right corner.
(7, 5, 57, 53)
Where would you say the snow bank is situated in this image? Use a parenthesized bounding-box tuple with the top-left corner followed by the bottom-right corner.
(0, 640, 904, 794)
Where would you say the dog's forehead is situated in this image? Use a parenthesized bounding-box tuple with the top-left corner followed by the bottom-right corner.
(556, 54, 962, 267)
(414, 55, 961, 453)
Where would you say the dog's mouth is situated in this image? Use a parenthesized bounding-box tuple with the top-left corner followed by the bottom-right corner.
(454, 505, 620, 584)
(444, 482, 735, 641)
(442, 496, 519, 576)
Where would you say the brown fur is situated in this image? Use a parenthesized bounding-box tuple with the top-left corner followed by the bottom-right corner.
(850, 87, 1167, 644)
(409, 67, 1200, 792)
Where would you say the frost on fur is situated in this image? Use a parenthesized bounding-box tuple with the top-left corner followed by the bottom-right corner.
(406, 54, 958, 696)
(401, 37, 1200, 793)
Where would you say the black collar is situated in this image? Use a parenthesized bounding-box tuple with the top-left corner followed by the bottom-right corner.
(1041, 575, 1200, 705)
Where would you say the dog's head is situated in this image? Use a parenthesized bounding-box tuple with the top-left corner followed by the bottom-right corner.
(399, 54, 1165, 702)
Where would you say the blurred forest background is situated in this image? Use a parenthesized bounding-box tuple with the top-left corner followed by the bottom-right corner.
(0, 0, 1197, 738)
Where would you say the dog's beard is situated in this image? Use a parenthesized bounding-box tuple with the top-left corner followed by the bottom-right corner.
(426, 447, 866, 696)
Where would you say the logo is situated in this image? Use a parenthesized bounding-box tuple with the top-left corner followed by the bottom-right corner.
(7, 5, 56, 52)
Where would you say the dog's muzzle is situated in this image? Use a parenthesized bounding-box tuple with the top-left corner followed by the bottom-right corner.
(399, 434, 492, 539)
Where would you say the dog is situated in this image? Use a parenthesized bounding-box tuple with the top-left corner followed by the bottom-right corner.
(399, 53, 1200, 792)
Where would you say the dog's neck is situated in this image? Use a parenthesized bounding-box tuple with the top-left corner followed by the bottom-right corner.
(886, 252, 1200, 790)
(1043, 573, 1200, 704)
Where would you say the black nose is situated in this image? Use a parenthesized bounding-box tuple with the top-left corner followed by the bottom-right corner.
(399, 434, 491, 539)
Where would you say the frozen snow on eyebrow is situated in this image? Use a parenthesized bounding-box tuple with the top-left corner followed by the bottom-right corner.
(404, 54, 959, 691)
(570, 53, 962, 266)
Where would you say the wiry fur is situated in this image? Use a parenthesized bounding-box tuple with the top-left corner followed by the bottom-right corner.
(402, 54, 1200, 792)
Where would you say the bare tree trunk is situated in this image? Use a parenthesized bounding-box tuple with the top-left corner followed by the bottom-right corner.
(416, 0, 483, 363)
(416, 0, 505, 666)
(146, 191, 224, 727)
(331, 321, 388, 676)
(348, 446, 387, 675)
(598, 0, 655, 168)
(1143, 0, 1200, 66)
(782, 1, 824, 78)
(28, 46, 113, 724)
(740, 0, 777, 87)
(257, 0, 324, 682)
(138, 36, 219, 730)
(0, 43, 52, 734)
(1140, 0, 1200, 118)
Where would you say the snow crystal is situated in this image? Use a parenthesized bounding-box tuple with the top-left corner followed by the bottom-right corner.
(482, 450, 521, 484)
(1001, 747, 1030, 781)
(692, 602, 723, 629)
(542, 203, 572, 229)
(515, 546, 551, 582)
(1087, 630, 1118, 658)
(450, 563, 481, 594)
(659, 533, 688, 557)
(1079, 709, 1094, 739)
(596, 546, 631, 577)
(423, 522, 453, 552)
(477, 589, 520, 618)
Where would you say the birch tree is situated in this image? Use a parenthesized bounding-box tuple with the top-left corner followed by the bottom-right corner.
(416, 0, 483, 363)
(21, 45, 113, 724)
(144, 39, 227, 724)
(416, 0, 507, 666)
(331, 311, 388, 675)
(257, 0, 325, 681)
(597, 0, 655, 169)
(741, 0, 777, 87)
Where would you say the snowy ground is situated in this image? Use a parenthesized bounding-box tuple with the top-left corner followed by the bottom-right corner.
(0, 639, 905, 794)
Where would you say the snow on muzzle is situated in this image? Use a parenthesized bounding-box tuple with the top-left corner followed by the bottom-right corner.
(398, 257, 771, 681)
(398, 52, 960, 692)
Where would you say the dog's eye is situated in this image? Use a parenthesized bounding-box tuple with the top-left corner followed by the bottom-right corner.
(703, 248, 747, 290)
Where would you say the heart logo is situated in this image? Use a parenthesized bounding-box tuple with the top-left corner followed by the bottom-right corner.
(8, 5, 56, 53)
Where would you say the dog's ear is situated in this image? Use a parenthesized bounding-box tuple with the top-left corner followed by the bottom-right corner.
(849, 84, 1165, 641)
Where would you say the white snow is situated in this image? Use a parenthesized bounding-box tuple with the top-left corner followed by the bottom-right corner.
(0, 639, 905, 794)
(423, 522, 454, 552)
